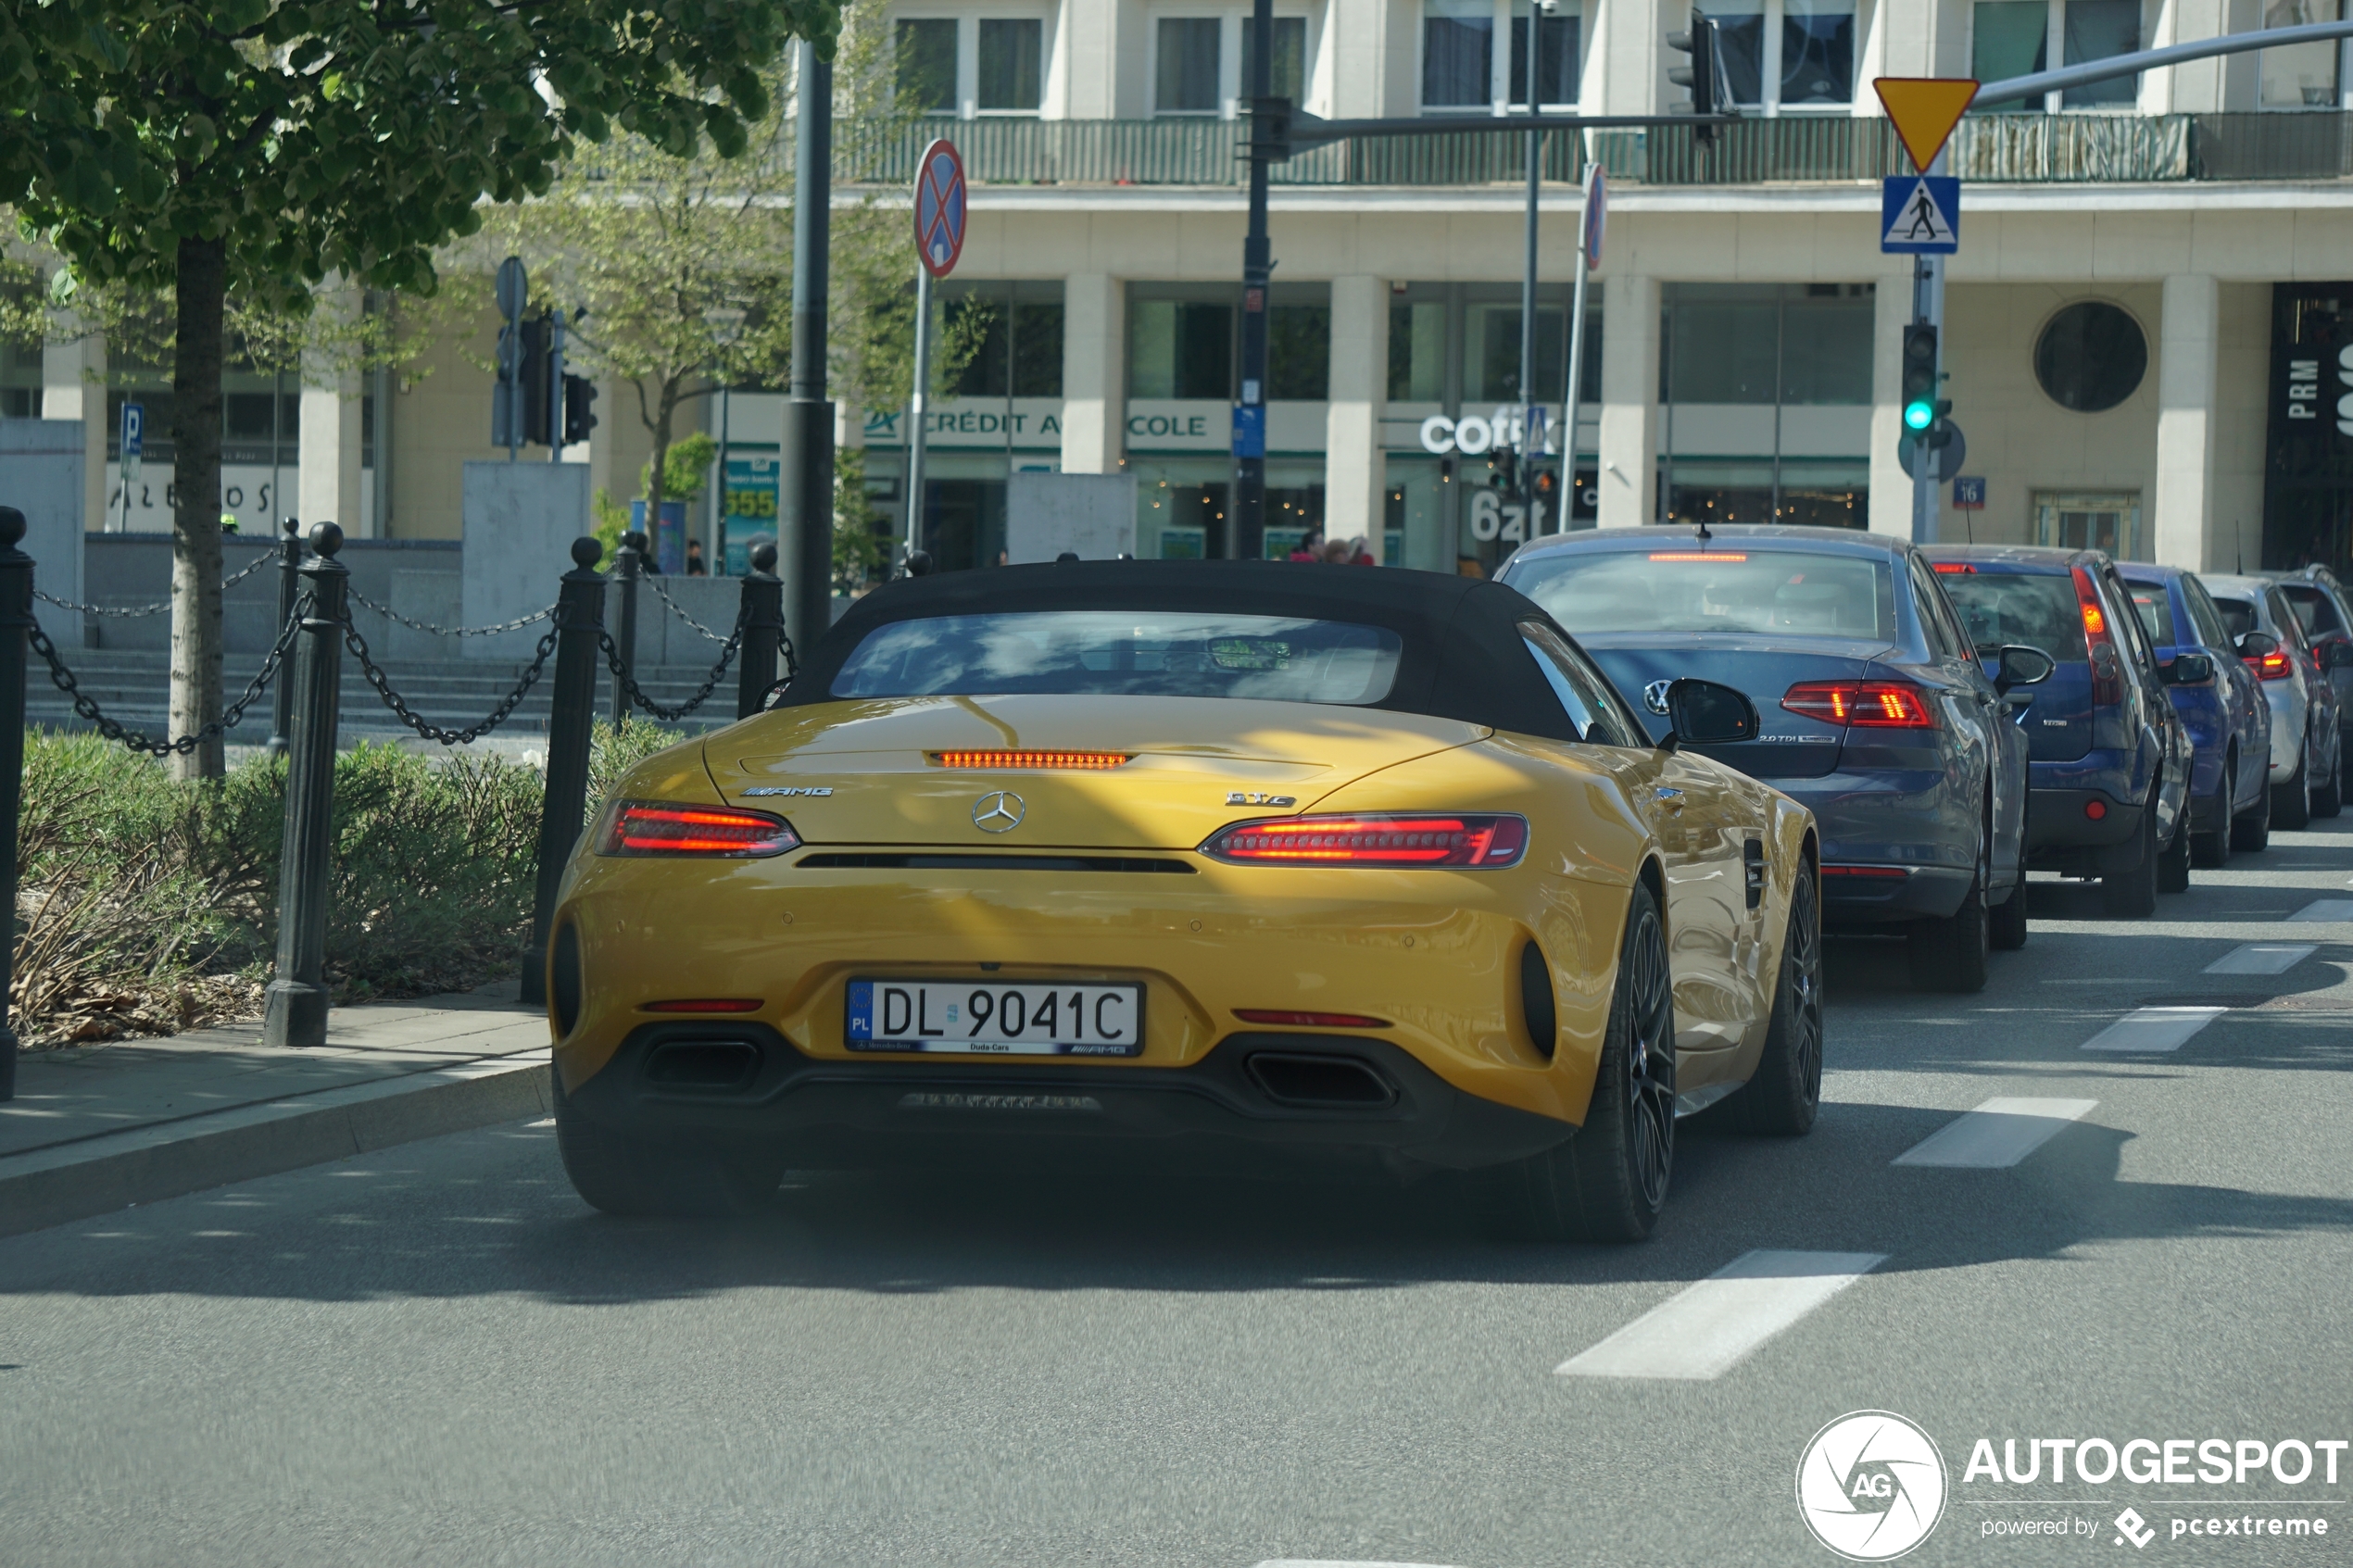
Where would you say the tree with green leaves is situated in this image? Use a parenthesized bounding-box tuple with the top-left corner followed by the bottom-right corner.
(4, 0, 837, 778)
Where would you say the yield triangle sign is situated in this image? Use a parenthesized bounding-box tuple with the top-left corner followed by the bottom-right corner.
(1881, 176, 1959, 254)
(1873, 77, 1980, 171)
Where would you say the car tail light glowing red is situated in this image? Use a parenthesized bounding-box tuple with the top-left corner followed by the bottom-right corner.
(1201, 813, 1529, 868)
(2073, 566, 2124, 706)
(1780, 681, 1936, 728)
(1931, 561, 1975, 573)
(1648, 551, 1747, 562)
(931, 750, 1132, 770)
(1232, 1010, 1392, 1027)
(2251, 646, 2296, 681)
(641, 998, 765, 1013)
(599, 802, 799, 858)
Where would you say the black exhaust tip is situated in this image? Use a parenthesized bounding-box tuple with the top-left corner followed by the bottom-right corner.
(1246, 1052, 1398, 1108)
(642, 1038, 761, 1092)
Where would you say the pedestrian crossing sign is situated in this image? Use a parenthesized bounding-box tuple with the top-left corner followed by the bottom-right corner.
(1881, 176, 1960, 254)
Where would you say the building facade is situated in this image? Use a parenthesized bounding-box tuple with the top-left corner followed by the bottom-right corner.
(16, 0, 2353, 580)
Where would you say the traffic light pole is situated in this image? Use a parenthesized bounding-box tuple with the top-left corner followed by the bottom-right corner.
(1235, 0, 1274, 562)
(1909, 252, 1944, 546)
(782, 40, 837, 651)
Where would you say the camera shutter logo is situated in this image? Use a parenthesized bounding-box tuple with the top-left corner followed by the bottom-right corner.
(973, 791, 1026, 833)
(1795, 1411, 1947, 1561)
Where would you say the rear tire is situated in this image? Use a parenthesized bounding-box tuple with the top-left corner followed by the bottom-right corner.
(1909, 840, 1990, 994)
(1486, 881, 1676, 1243)
(2315, 740, 2344, 820)
(2158, 800, 2193, 894)
(2100, 794, 2160, 919)
(2193, 755, 2234, 869)
(2233, 757, 2272, 853)
(554, 1063, 780, 1217)
(2274, 739, 2311, 830)
(1989, 884, 2030, 949)
(1728, 864, 1822, 1136)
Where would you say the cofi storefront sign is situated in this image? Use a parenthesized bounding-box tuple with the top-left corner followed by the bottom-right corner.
(1418, 406, 1565, 457)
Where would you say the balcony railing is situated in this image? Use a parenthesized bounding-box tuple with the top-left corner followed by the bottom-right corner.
(835, 112, 2353, 188)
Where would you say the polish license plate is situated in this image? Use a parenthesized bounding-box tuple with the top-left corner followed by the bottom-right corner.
(846, 979, 1145, 1057)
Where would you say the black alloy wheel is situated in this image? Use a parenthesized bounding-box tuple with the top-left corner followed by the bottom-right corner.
(2275, 731, 2312, 830)
(1729, 864, 1823, 1135)
(2193, 752, 2234, 868)
(1989, 794, 2029, 951)
(1620, 901, 1679, 1212)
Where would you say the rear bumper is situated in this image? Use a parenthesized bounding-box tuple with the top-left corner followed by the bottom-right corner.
(2027, 785, 2145, 873)
(1767, 771, 1975, 929)
(562, 1022, 1579, 1173)
(1818, 864, 1975, 926)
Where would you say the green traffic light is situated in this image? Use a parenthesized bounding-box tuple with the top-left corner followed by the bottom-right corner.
(1903, 400, 1934, 431)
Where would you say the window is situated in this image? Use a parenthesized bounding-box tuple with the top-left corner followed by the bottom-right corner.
(1422, 0, 1492, 109)
(1910, 557, 1971, 658)
(1242, 16, 1308, 101)
(1663, 284, 1873, 406)
(1510, 548, 1897, 640)
(1130, 299, 1234, 398)
(2185, 577, 2234, 651)
(950, 287, 1064, 398)
(1267, 305, 1328, 400)
(1939, 571, 2089, 661)
(1971, 0, 2141, 111)
(832, 611, 1406, 706)
(1510, 0, 1580, 107)
(1157, 18, 1223, 113)
(2278, 582, 2347, 636)
(1709, 0, 1855, 111)
(2128, 583, 2179, 646)
(2210, 595, 2258, 641)
(2033, 491, 2141, 558)
(2261, 0, 2345, 107)
(1389, 301, 1447, 401)
(895, 19, 958, 113)
(977, 19, 1042, 111)
(2033, 302, 2147, 412)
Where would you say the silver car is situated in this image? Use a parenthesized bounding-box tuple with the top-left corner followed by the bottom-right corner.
(2263, 567, 2353, 746)
(2201, 574, 2347, 829)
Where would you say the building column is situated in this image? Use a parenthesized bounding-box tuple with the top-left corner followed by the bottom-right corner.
(1867, 275, 1914, 537)
(1596, 273, 1657, 528)
(2154, 272, 2221, 570)
(298, 294, 366, 535)
(42, 319, 107, 535)
(1325, 274, 1387, 546)
(1061, 273, 1125, 474)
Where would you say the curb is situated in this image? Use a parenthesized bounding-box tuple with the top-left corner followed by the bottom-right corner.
(0, 1052, 552, 1239)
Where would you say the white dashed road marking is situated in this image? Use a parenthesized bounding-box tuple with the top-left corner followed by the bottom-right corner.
(2288, 898, 2353, 922)
(1554, 1250, 1885, 1381)
(1892, 1098, 2099, 1168)
(2079, 1006, 2227, 1053)
(1253, 1562, 1466, 1567)
(2205, 943, 2317, 975)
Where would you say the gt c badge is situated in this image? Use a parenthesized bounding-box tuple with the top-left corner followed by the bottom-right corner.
(1225, 792, 1297, 808)
(973, 790, 1026, 832)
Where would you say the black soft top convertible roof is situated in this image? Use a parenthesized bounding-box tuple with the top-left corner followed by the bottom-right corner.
(779, 560, 1579, 740)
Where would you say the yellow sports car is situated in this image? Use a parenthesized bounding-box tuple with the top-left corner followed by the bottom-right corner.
(546, 561, 1821, 1240)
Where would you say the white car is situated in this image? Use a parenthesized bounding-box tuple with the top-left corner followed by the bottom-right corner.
(2201, 574, 2347, 829)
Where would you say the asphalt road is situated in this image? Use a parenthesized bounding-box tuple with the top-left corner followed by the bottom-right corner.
(7, 826, 2353, 1567)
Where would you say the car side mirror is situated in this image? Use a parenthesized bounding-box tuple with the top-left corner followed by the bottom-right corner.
(1665, 678, 1760, 747)
(2163, 651, 2216, 685)
(2238, 631, 2279, 660)
(2325, 641, 2353, 671)
(1994, 645, 2057, 695)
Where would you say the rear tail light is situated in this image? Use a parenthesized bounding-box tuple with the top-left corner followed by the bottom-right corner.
(1780, 681, 1936, 728)
(599, 801, 800, 858)
(1201, 813, 1529, 868)
(2251, 646, 2296, 681)
(2073, 566, 2124, 706)
(931, 750, 1132, 770)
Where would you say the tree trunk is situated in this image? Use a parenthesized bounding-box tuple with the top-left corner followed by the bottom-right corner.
(169, 234, 227, 781)
(646, 388, 673, 548)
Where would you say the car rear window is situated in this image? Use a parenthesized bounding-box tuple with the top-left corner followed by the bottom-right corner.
(2278, 583, 2345, 637)
(1932, 571, 2087, 663)
(2126, 583, 2178, 646)
(1506, 549, 1895, 640)
(829, 611, 1406, 706)
(2211, 596, 2258, 640)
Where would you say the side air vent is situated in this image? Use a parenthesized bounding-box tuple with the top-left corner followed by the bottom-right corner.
(1246, 1052, 1398, 1108)
(551, 922, 583, 1038)
(642, 1039, 761, 1092)
(1520, 940, 1557, 1060)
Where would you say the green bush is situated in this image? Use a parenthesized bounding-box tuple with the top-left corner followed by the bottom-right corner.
(12, 719, 690, 1047)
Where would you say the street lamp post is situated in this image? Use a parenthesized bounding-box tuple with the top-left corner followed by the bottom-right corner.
(781, 40, 836, 651)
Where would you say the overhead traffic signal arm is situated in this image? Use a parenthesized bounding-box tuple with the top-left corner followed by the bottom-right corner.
(1667, 11, 1739, 139)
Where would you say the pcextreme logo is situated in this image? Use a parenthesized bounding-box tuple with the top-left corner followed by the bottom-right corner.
(1797, 1411, 1950, 1562)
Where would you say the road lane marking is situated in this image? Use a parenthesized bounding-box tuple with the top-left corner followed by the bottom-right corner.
(2205, 943, 2316, 975)
(1554, 1250, 1884, 1381)
(1253, 1562, 1466, 1567)
(1892, 1098, 2099, 1168)
(2288, 898, 2353, 922)
(2080, 1006, 2226, 1052)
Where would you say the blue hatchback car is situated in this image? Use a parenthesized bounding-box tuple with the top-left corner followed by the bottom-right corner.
(1923, 546, 2196, 916)
(2115, 563, 2273, 865)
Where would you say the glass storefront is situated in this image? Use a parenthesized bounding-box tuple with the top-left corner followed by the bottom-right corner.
(2265, 282, 2353, 572)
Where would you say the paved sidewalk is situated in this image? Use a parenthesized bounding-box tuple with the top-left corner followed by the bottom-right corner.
(0, 980, 550, 1236)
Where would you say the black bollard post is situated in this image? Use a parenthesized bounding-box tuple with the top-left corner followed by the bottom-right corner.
(0, 507, 29, 1099)
(262, 522, 349, 1050)
(609, 529, 643, 723)
(522, 537, 610, 1008)
(265, 514, 302, 758)
(736, 542, 784, 719)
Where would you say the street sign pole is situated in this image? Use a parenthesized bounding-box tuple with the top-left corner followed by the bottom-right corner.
(1234, 0, 1275, 562)
(906, 266, 935, 558)
(1560, 159, 1601, 533)
(781, 41, 837, 654)
(908, 138, 966, 568)
(1516, 104, 1545, 539)
(118, 403, 143, 534)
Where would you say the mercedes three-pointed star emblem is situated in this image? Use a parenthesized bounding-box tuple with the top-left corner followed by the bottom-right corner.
(973, 790, 1026, 832)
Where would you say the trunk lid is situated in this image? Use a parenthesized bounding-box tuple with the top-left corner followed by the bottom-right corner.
(705, 695, 1489, 848)
(1933, 565, 2094, 761)
(1572, 632, 1893, 779)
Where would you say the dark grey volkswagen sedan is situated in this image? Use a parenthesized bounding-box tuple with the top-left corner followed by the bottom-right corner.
(1500, 525, 2049, 994)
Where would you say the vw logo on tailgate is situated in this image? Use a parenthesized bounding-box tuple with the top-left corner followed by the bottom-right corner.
(1642, 679, 1674, 715)
(973, 791, 1026, 832)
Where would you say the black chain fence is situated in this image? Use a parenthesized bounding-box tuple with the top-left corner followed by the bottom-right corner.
(342, 618, 561, 746)
(34, 550, 275, 618)
(599, 602, 747, 722)
(27, 594, 308, 757)
(346, 587, 555, 639)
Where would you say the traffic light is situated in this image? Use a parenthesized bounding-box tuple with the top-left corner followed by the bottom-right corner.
(1667, 11, 1733, 139)
(1902, 323, 1939, 433)
(561, 374, 598, 445)
(518, 315, 552, 445)
(1926, 398, 1956, 450)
